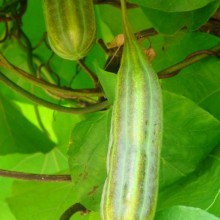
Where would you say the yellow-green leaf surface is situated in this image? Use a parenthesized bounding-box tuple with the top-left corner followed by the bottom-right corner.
(155, 206, 220, 220)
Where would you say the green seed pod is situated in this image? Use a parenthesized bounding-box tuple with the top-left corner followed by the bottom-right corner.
(42, 0, 96, 60)
(100, 0, 163, 219)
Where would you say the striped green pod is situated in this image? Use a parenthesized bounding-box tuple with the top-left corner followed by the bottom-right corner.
(42, 0, 96, 60)
(100, 0, 163, 219)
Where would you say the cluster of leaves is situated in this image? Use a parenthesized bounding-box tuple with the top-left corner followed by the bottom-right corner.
(1, 0, 220, 219)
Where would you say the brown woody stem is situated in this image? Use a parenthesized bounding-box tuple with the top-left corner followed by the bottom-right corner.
(0, 169, 71, 182)
(158, 44, 220, 78)
(0, 72, 110, 114)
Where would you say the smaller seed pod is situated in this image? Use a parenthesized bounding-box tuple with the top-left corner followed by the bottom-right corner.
(42, 0, 96, 60)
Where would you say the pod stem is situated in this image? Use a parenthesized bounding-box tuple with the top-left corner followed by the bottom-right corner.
(120, 0, 135, 42)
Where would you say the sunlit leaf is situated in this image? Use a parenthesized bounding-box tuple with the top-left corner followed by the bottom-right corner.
(155, 206, 220, 220)
(68, 111, 111, 211)
(0, 146, 68, 219)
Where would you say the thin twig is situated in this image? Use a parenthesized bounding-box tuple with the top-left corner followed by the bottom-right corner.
(135, 28, 158, 40)
(0, 72, 111, 114)
(32, 32, 48, 50)
(33, 56, 98, 104)
(0, 0, 28, 22)
(0, 53, 104, 98)
(33, 54, 60, 85)
(158, 45, 220, 78)
(78, 59, 99, 88)
(0, 169, 71, 182)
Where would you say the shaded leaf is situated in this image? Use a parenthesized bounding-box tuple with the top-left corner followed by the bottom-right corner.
(208, 190, 220, 218)
(153, 32, 220, 73)
(0, 93, 54, 154)
(96, 5, 151, 37)
(23, 0, 46, 44)
(129, 0, 217, 12)
(142, 1, 220, 34)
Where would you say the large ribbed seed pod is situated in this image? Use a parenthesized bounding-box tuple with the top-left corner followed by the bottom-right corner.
(100, 0, 163, 219)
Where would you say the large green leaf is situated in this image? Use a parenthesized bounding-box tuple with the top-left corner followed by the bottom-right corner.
(208, 191, 220, 218)
(52, 111, 81, 148)
(68, 111, 111, 211)
(160, 91, 220, 189)
(96, 67, 116, 104)
(0, 178, 16, 220)
(142, 1, 220, 34)
(1, 145, 68, 219)
(96, 5, 151, 38)
(152, 32, 220, 74)
(158, 145, 220, 211)
(129, 0, 217, 12)
(155, 206, 220, 220)
(161, 56, 220, 121)
(23, 0, 46, 44)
